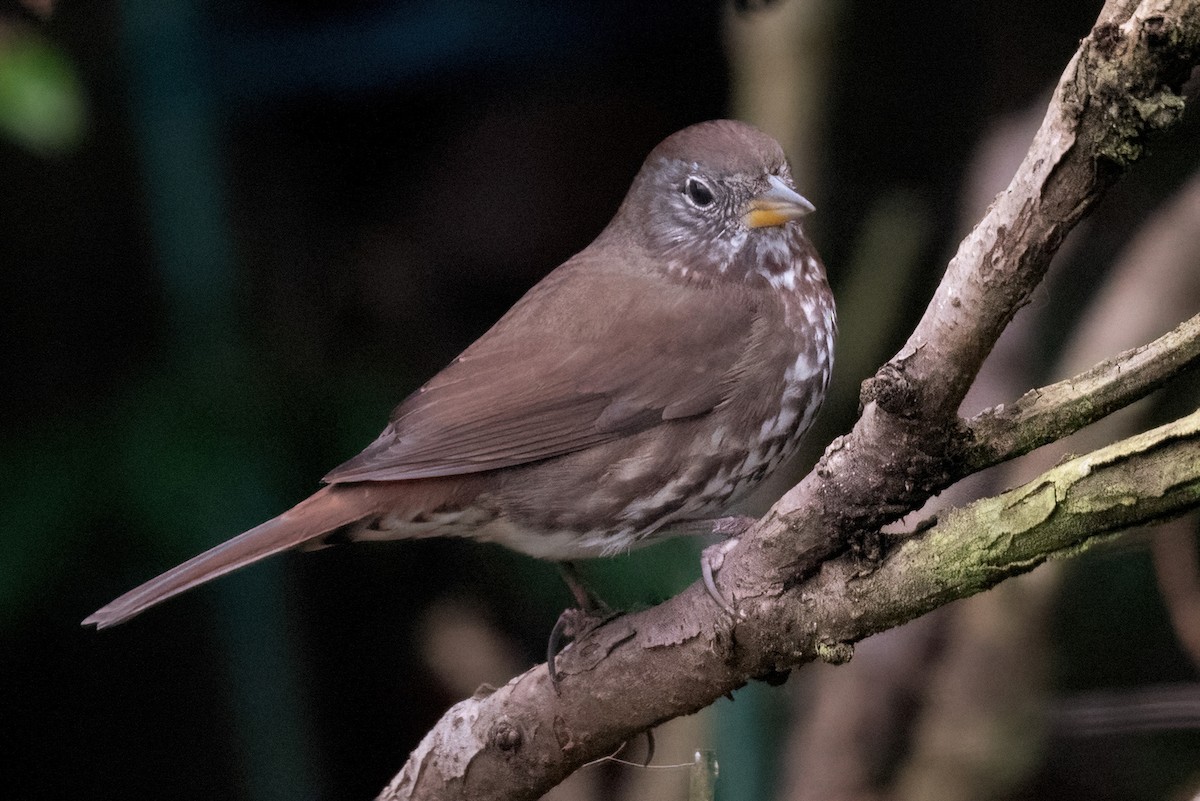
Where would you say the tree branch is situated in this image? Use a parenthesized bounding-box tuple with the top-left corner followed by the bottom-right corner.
(380, 2, 1200, 798)
(828, 408, 1200, 634)
(965, 312, 1200, 471)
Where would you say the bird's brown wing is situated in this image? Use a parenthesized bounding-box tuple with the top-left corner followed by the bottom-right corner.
(324, 255, 764, 483)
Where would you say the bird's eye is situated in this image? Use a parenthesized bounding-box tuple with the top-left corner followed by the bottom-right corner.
(684, 177, 716, 208)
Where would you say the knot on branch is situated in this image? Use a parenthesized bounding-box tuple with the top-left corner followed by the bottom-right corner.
(1092, 22, 1125, 58)
(1082, 9, 1200, 167)
(860, 360, 919, 417)
(488, 719, 524, 753)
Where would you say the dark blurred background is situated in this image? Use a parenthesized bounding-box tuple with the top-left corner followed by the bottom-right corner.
(3, 1, 1199, 799)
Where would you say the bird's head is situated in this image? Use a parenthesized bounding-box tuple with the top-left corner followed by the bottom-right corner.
(606, 120, 816, 285)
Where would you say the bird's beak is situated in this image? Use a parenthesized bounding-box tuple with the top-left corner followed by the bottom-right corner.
(743, 175, 815, 229)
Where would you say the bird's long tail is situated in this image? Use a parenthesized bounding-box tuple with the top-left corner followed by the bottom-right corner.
(83, 484, 383, 629)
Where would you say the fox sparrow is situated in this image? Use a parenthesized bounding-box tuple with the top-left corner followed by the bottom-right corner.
(84, 120, 836, 630)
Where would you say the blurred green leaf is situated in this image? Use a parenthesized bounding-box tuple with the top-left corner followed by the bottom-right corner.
(0, 26, 86, 154)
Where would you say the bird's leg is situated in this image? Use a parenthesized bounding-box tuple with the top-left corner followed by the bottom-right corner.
(558, 560, 610, 615)
(547, 561, 617, 692)
(699, 515, 755, 616)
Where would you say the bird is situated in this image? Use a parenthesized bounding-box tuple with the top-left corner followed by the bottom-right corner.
(83, 119, 836, 630)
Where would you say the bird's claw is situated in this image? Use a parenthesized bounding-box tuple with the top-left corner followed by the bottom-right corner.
(702, 537, 742, 616)
(547, 606, 618, 693)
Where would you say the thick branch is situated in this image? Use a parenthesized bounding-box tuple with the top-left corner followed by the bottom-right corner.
(965, 312, 1200, 471)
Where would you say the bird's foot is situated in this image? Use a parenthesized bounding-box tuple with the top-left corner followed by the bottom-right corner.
(548, 561, 619, 693)
(701, 515, 754, 615)
(547, 606, 619, 693)
(709, 515, 755, 538)
(701, 538, 740, 616)
(704, 540, 756, 621)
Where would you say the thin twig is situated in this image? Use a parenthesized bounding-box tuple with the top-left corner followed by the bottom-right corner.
(965, 313, 1200, 471)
